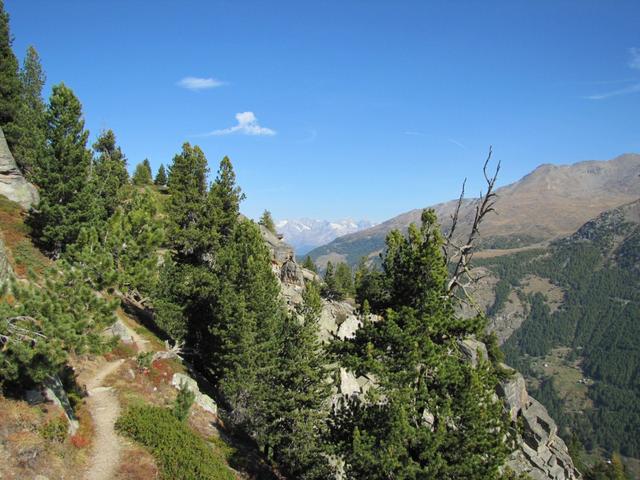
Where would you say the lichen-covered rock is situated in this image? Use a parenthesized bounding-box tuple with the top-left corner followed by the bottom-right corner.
(498, 365, 529, 422)
(458, 337, 488, 367)
(500, 369, 581, 480)
(0, 127, 39, 209)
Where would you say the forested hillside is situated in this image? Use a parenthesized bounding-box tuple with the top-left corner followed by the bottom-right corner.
(477, 200, 640, 472)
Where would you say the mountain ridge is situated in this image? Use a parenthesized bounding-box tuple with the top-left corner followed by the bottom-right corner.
(308, 153, 640, 268)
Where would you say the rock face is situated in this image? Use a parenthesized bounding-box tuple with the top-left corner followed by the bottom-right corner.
(0, 127, 39, 209)
(500, 368, 580, 480)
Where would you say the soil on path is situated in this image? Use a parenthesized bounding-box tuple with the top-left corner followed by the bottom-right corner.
(83, 358, 125, 480)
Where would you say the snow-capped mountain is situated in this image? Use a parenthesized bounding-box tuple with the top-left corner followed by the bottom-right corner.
(275, 218, 377, 255)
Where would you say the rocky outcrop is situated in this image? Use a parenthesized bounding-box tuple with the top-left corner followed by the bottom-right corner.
(171, 372, 218, 415)
(500, 367, 580, 480)
(0, 126, 39, 210)
(260, 224, 295, 265)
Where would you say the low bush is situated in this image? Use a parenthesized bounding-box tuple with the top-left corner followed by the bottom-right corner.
(39, 415, 67, 443)
(115, 404, 234, 480)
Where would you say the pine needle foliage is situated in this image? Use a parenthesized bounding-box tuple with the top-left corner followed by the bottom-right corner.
(0, 262, 117, 391)
(331, 210, 509, 479)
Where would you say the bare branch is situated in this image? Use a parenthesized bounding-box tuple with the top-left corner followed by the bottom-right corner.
(1, 316, 47, 347)
(445, 147, 500, 307)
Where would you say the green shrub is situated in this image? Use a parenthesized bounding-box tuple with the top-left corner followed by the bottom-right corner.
(116, 404, 234, 480)
(136, 351, 153, 370)
(40, 415, 68, 443)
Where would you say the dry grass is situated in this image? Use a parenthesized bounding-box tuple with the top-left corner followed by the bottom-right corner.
(0, 396, 88, 479)
(0, 195, 49, 277)
(115, 443, 159, 479)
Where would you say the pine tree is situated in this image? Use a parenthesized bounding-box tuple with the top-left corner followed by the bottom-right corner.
(330, 209, 509, 479)
(154, 163, 167, 186)
(322, 261, 337, 299)
(254, 280, 333, 479)
(0, 261, 117, 391)
(91, 129, 129, 218)
(14, 46, 46, 175)
(28, 83, 99, 256)
(259, 209, 277, 234)
(209, 156, 245, 240)
(335, 262, 354, 298)
(132, 160, 153, 186)
(0, 0, 21, 153)
(166, 143, 210, 259)
(354, 257, 388, 312)
(302, 255, 318, 273)
(66, 187, 165, 295)
(172, 381, 196, 422)
(143, 158, 152, 178)
(270, 282, 333, 479)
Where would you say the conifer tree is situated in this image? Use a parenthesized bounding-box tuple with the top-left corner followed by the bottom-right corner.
(14, 46, 46, 175)
(323, 261, 337, 298)
(302, 255, 318, 273)
(335, 262, 354, 298)
(28, 83, 99, 256)
(132, 159, 153, 186)
(154, 163, 167, 185)
(172, 381, 196, 422)
(266, 281, 333, 479)
(0, 0, 21, 152)
(331, 209, 509, 479)
(66, 187, 165, 296)
(209, 156, 245, 239)
(166, 143, 209, 259)
(0, 261, 116, 391)
(259, 209, 277, 234)
(91, 129, 129, 218)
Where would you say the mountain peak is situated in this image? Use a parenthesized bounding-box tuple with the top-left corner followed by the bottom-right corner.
(275, 218, 377, 255)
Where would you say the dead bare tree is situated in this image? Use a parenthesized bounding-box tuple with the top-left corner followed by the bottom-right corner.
(444, 147, 500, 307)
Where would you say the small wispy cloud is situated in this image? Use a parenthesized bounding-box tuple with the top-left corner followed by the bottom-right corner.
(205, 112, 276, 136)
(447, 138, 467, 149)
(586, 48, 640, 100)
(177, 76, 226, 91)
(585, 82, 640, 100)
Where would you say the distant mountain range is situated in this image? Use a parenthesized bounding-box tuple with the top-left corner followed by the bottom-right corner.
(275, 218, 376, 255)
(308, 153, 640, 269)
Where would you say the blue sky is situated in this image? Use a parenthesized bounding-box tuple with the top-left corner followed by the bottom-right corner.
(6, 0, 640, 222)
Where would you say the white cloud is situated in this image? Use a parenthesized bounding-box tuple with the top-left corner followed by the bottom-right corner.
(586, 48, 640, 100)
(629, 47, 640, 70)
(177, 76, 226, 91)
(207, 112, 276, 136)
